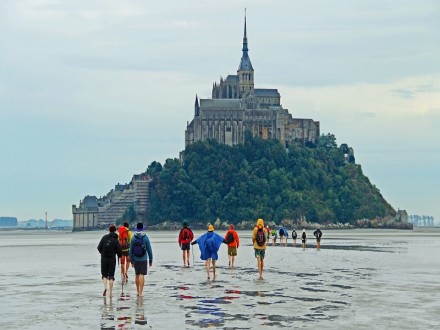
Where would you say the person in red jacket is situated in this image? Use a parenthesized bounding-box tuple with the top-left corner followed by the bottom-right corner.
(178, 221, 194, 267)
(224, 224, 240, 268)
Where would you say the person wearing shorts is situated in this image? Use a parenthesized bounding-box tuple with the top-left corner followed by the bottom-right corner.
(301, 229, 307, 250)
(129, 222, 153, 297)
(178, 221, 194, 267)
(313, 228, 322, 250)
(97, 224, 122, 297)
(224, 224, 240, 268)
(118, 222, 132, 283)
(252, 218, 267, 279)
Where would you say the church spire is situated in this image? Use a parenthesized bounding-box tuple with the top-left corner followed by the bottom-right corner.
(238, 9, 253, 72)
(242, 9, 248, 54)
(194, 94, 200, 116)
(238, 9, 254, 96)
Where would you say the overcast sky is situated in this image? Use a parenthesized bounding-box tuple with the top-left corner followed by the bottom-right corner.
(1, 0, 439, 222)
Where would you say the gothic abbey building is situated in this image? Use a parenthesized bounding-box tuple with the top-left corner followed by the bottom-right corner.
(185, 17, 320, 148)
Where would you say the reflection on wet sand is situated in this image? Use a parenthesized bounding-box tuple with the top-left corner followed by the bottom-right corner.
(100, 291, 148, 329)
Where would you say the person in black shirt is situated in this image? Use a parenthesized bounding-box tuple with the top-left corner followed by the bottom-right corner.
(313, 228, 322, 250)
(97, 224, 122, 297)
(301, 229, 307, 250)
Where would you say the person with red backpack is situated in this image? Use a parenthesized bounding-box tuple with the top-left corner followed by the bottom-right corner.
(118, 222, 132, 283)
(178, 221, 194, 267)
(252, 218, 267, 280)
(224, 224, 239, 268)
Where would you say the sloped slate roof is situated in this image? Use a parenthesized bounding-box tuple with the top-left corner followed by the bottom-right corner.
(254, 89, 280, 97)
(225, 75, 239, 82)
(200, 99, 242, 109)
(238, 54, 253, 71)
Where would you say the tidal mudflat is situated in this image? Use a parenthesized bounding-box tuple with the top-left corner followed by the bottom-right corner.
(0, 229, 439, 329)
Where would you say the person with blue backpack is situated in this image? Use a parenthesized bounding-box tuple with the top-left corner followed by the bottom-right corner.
(129, 222, 153, 297)
(191, 224, 226, 280)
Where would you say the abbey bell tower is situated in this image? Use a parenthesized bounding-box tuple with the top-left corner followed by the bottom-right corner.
(237, 11, 254, 97)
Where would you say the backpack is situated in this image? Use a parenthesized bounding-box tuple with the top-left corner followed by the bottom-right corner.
(255, 228, 266, 246)
(102, 235, 115, 257)
(182, 228, 190, 241)
(132, 235, 146, 257)
(226, 231, 235, 244)
(119, 227, 129, 250)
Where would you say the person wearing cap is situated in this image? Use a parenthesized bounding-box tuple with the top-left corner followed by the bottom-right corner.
(129, 222, 153, 297)
(178, 221, 194, 267)
(97, 224, 122, 297)
(252, 218, 267, 279)
(191, 224, 226, 280)
(313, 228, 322, 250)
(301, 229, 307, 250)
(224, 224, 240, 268)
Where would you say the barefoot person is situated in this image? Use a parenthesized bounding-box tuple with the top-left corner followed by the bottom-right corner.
(178, 221, 194, 267)
(191, 224, 226, 280)
(270, 228, 277, 246)
(252, 218, 267, 279)
(291, 229, 297, 247)
(224, 224, 240, 268)
(313, 227, 322, 250)
(97, 224, 122, 297)
(118, 222, 132, 283)
(301, 229, 307, 250)
(129, 222, 153, 297)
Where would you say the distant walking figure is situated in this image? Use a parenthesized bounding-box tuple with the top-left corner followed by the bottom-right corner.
(97, 224, 122, 297)
(129, 222, 153, 297)
(178, 221, 194, 267)
(270, 229, 277, 246)
(291, 229, 297, 247)
(192, 225, 226, 280)
(278, 227, 285, 245)
(301, 229, 307, 250)
(313, 228, 322, 250)
(252, 218, 267, 279)
(225, 224, 240, 268)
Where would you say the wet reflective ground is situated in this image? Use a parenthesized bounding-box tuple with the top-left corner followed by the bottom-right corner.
(1, 229, 439, 329)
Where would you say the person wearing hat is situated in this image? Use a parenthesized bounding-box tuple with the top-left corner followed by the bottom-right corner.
(224, 224, 240, 268)
(178, 221, 194, 267)
(252, 218, 267, 279)
(129, 222, 153, 297)
(191, 224, 226, 280)
(97, 224, 122, 297)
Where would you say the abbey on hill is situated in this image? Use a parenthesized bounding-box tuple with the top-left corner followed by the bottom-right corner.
(185, 15, 319, 148)
(72, 16, 398, 231)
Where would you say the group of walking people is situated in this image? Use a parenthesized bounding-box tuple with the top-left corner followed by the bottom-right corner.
(268, 227, 322, 250)
(97, 219, 323, 297)
(97, 222, 153, 298)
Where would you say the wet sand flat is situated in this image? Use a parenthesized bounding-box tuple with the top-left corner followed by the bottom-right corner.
(0, 229, 439, 329)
